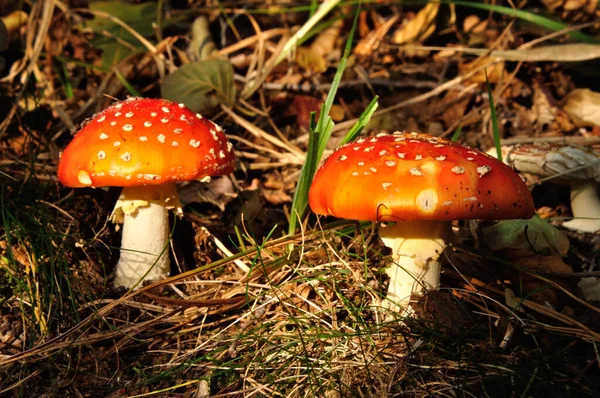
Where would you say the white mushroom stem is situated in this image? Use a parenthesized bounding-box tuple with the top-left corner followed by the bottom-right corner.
(562, 180, 600, 233)
(379, 220, 455, 312)
(111, 183, 182, 289)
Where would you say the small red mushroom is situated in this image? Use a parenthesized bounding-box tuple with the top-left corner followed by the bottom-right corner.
(58, 97, 235, 289)
(309, 131, 534, 311)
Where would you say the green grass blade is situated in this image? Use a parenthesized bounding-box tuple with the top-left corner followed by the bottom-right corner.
(485, 70, 502, 161)
(450, 0, 598, 43)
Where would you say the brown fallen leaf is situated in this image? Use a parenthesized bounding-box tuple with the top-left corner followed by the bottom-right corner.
(561, 88, 600, 127)
(296, 19, 343, 74)
(392, 3, 440, 45)
(458, 56, 505, 84)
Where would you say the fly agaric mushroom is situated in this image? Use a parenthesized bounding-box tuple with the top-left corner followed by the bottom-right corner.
(58, 98, 235, 289)
(490, 143, 600, 233)
(309, 132, 534, 311)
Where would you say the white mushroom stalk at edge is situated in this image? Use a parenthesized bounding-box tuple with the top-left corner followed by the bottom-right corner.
(57, 98, 236, 289)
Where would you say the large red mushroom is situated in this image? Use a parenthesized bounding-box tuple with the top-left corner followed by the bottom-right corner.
(309, 132, 534, 312)
(58, 98, 235, 289)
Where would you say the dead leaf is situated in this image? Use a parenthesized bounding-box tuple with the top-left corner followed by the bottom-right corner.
(392, 3, 440, 45)
(262, 171, 292, 205)
(530, 80, 575, 133)
(178, 177, 237, 211)
(296, 19, 343, 74)
(458, 56, 505, 84)
(562, 88, 600, 127)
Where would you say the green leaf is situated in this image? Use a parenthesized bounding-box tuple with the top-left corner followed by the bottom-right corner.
(87, 1, 157, 68)
(160, 60, 236, 114)
(481, 215, 570, 256)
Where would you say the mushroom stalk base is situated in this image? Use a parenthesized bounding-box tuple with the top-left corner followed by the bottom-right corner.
(562, 180, 600, 233)
(112, 184, 181, 289)
(379, 220, 455, 313)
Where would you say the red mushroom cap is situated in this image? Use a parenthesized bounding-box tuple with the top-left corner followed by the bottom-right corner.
(57, 98, 235, 188)
(309, 132, 534, 221)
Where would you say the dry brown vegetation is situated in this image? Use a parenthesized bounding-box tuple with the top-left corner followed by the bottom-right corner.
(1, 0, 600, 396)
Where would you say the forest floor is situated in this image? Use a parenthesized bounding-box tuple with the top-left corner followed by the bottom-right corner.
(1, 1, 600, 397)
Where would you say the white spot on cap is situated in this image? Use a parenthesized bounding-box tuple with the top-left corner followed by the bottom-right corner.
(114, 103, 122, 109)
(385, 160, 396, 167)
(178, 103, 185, 108)
(451, 166, 465, 174)
(435, 156, 446, 161)
(434, 144, 444, 148)
(397, 153, 406, 159)
(180, 114, 188, 122)
(144, 121, 152, 127)
(138, 174, 160, 180)
(161, 118, 169, 123)
(110, 121, 117, 126)
(477, 165, 492, 177)
(358, 162, 365, 166)
(352, 172, 359, 176)
(97, 115, 106, 122)
(219, 150, 226, 159)
(227, 142, 233, 152)
(114, 141, 121, 147)
(353, 147, 360, 151)
(174, 128, 182, 134)
(339, 155, 348, 161)
(463, 196, 477, 202)
(190, 139, 200, 148)
(122, 124, 133, 131)
(162, 106, 170, 113)
(125, 112, 134, 118)
(379, 150, 387, 156)
(369, 137, 378, 143)
(209, 148, 215, 158)
(210, 129, 218, 140)
(442, 200, 453, 206)
(382, 182, 392, 190)
(416, 188, 438, 213)
(410, 167, 423, 176)
(196, 113, 203, 119)
(364, 146, 374, 152)
(467, 157, 474, 161)
(121, 152, 131, 162)
(356, 138, 366, 144)
(77, 170, 92, 186)
(151, 112, 158, 117)
(157, 134, 166, 143)
(370, 167, 377, 173)
(115, 112, 122, 117)
(139, 136, 148, 142)
(172, 141, 179, 147)
(99, 133, 109, 140)
(97, 151, 106, 160)
(415, 154, 423, 160)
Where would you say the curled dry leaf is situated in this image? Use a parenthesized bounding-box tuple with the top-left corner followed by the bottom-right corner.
(296, 19, 343, 74)
(392, 3, 439, 45)
(458, 56, 505, 84)
(562, 88, 600, 127)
